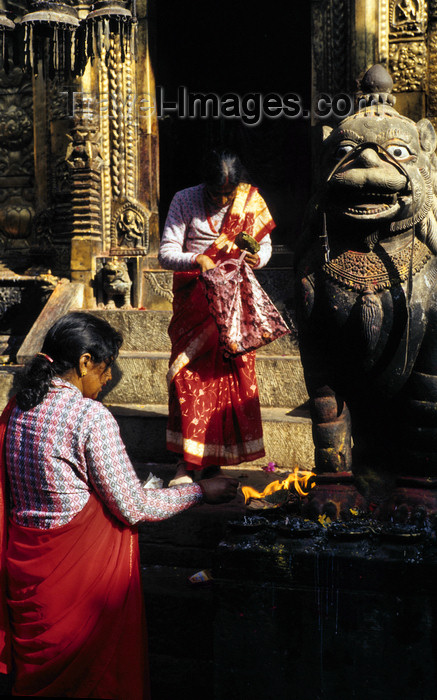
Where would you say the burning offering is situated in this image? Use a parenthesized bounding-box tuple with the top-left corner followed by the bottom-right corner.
(241, 468, 315, 510)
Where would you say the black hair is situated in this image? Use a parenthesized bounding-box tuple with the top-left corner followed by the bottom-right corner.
(16, 312, 123, 411)
(202, 149, 244, 191)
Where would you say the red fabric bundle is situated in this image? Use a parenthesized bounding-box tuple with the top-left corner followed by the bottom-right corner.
(201, 254, 291, 356)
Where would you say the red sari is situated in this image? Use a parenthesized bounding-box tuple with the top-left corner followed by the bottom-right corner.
(0, 400, 149, 699)
(166, 184, 275, 469)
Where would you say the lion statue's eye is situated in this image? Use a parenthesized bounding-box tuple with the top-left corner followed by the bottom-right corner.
(335, 144, 354, 160)
(385, 144, 411, 160)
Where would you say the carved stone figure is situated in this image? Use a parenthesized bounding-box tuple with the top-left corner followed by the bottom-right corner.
(395, 0, 418, 23)
(110, 200, 149, 254)
(116, 207, 145, 248)
(65, 117, 101, 170)
(295, 66, 437, 494)
(100, 259, 132, 309)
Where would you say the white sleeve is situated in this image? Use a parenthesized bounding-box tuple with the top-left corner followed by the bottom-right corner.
(158, 192, 199, 271)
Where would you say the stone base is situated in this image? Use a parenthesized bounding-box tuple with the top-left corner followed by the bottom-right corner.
(214, 525, 437, 700)
(0, 368, 18, 408)
(141, 269, 173, 310)
(304, 471, 437, 520)
(134, 462, 437, 700)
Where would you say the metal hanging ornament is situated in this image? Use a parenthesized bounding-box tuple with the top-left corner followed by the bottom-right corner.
(19, 1, 79, 77)
(0, 10, 14, 73)
(85, 1, 133, 64)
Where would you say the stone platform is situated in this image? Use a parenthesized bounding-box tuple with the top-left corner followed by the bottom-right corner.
(132, 464, 437, 700)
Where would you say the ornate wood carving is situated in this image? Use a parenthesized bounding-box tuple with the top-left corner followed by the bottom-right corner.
(99, 27, 139, 254)
(0, 0, 159, 314)
(429, 15, 437, 126)
(110, 199, 149, 255)
(65, 109, 103, 241)
(99, 48, 112, 252)
(311, 0, 350, 96)
(388, 0, 427, 93)
(389, 39, 427, 90)
(389, 0, 427, 38)
(145, 271, 174, 304)
(379, 0, 390, 64)
(0, 66, 35, 268)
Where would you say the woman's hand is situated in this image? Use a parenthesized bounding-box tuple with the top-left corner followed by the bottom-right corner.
(199, 476, 240, 503)
(196, 254, 216, 272)
(244, 251, 260, 268)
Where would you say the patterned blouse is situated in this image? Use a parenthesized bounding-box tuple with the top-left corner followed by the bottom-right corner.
(6, 378, 203, 529)
(158, 183, 272, 271)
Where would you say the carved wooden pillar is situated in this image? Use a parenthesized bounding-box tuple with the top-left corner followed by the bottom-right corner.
(427, 0, 437, 129)
(28, 0, 161, 309)
(350, 0, 380, 78)
(90, 0, 163, 309)
(387, 0, 427, 120)
(310, 0, 432, 130)
(311, 0, 381, 111)
(311, 0, 352, 104)
(67, 105, 104, 307)
(34, 45, 103, 306)
(135, 0, 170, 309)
(96, 17, 144, 307)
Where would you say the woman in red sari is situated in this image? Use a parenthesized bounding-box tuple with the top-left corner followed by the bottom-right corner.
(159, 150, 275, 485)
(0, 312, 238, 698)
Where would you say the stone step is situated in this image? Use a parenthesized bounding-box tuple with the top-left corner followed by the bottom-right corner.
(102, 350, 308, 409)
(0, 346, 310, 415)
(106, 403, 314, 470)
(89, 308, 300, 355)
(1, 344, 309, 406)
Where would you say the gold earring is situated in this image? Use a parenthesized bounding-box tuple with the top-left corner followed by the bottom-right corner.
(81, 369, 87, 377)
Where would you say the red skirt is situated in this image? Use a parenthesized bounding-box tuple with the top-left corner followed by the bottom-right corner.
(6, 494, 149, 699)
(166, 272, 265, 468)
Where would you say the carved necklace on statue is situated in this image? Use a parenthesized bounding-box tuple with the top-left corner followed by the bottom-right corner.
(323, 238, 431, 293)
(323, 238, 431, 359)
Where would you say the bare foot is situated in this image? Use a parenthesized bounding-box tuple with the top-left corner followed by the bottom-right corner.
(168, 461, 194, 487)
(175, 462, 190, 479)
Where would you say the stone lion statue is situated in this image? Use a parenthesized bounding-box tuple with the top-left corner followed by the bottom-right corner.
(100, 259, 132, 309)
(295, 65, 437, 496)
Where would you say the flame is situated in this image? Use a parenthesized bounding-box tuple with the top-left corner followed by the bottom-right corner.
(241, 468, 315, 503)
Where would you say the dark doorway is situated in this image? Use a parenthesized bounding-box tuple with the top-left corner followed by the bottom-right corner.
(153, 2, 312, 252)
